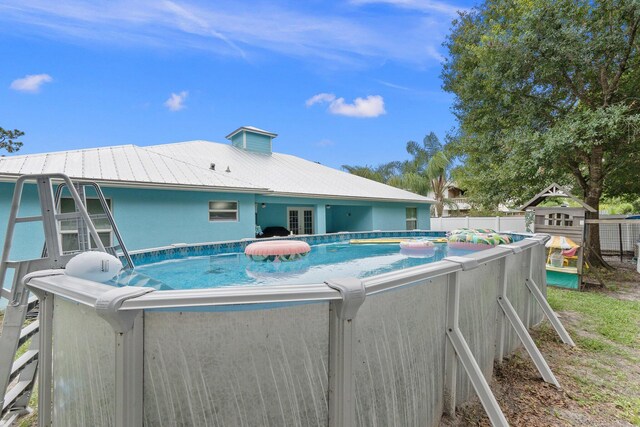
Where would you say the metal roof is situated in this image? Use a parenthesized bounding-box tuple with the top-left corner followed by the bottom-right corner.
(0, 140, 434, 203)
(0, 144, 263, 192)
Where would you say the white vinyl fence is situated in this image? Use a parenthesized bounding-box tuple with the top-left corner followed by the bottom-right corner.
(430, 216, 527, 233)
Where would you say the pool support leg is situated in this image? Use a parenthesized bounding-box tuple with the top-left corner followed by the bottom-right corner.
(496, 248, 561, 388)
(525, 247, 575, 347)
(443, 257, 509, 427)
(325, 277, 366, 427)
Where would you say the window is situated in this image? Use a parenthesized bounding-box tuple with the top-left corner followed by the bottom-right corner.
(59, 198, 113, 253)
(209, 201, 238, 222)
(406, 207, 418, 230)
(545, 212, 573, 227)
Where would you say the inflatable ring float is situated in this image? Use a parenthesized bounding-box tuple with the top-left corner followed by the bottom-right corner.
(399, 240, 435, 251)
(448, 231, 511, 250)
(399, 240, 436, 257)
(245, 240, 311, 262)
(428, 238, 449, 244)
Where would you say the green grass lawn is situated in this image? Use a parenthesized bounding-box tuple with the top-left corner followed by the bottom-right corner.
(544, 285, 640, 425)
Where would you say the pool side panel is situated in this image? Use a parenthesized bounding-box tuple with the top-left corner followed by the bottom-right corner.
(143, 302, 330, 426)
(353, 276, 448, 426)
(455, 261, 500, 405)
(52, 297, 116, 426)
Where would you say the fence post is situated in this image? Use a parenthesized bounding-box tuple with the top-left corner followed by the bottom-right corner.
(465, 216, 470, 228)
(495, 216, 500, 231)
(619, 223, 624, 262)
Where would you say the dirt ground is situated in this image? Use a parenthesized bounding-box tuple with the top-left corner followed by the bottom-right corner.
(442, 261, 640, 426)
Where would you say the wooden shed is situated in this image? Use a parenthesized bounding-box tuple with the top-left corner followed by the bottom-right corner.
(520, 183, 596, 289)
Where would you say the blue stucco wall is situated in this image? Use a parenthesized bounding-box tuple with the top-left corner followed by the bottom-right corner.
(100, 187, 256, 250)
(327, 205, 373, 232)
(371, 202, 431, 231)
(0, 183, 258, 255)
(256, 203, 286, 228)
(0, 183, 45, 261)
(0, 182, 431, 259)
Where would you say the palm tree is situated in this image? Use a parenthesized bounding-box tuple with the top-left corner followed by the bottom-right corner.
(400, 133, 457, 217)
(342, 132, 458, 217)
(341, 161, 403, 184)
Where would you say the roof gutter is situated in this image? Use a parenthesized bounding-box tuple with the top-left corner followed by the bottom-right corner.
(0, 174, 268, 194)
(0, 174, 433, 203)
(259, 191, 435, 204)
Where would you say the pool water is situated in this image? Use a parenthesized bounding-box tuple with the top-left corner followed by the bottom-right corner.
(121, 241, 479, 290)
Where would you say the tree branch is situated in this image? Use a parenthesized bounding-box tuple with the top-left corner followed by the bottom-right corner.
(609, 15, 640, 99)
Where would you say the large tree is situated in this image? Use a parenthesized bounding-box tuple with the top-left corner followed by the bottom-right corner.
(0, 127, 24, 154)
(442, 0, 640, 261)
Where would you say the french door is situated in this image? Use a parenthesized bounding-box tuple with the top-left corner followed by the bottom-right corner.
(287, 207, 314, 235)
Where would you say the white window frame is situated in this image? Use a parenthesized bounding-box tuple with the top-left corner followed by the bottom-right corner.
(209, 200, 239, 222)
(59, 197, 113, 250)
(406, 207, 418, 230)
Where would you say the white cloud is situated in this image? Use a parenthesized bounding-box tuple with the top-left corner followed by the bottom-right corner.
(350, 0, 465, 17)
(0, 0, 453, 67)
(375, 79, 409, 90)
(305, 93, 336, 107)
(164, 91, 188, 111)
(306, 93, 386, 118)
(10, 73, 53, 92)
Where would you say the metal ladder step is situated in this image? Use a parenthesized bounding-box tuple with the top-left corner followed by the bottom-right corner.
(10, 350, 38, 382)
(0, 410, 20, 427)
(17, 322, 38, 348)
(2, 378, 34, 412)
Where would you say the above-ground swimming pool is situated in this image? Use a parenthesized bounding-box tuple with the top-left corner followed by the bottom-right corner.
(131, 241, 474, 289)
(25, 230, 571, 427)
(120, 231, 523, 290)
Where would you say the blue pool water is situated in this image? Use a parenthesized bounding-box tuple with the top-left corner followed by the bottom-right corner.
(121, 241, 479, 290)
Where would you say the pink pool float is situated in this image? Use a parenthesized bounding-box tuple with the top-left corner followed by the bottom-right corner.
(399, 240, 436, 257)
(245, 240, 311, 262)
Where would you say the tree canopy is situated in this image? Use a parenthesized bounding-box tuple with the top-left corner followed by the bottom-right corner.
(442, 0, 640, 260)
(0, 127, 24, 155)
(443, 0, 640, 211)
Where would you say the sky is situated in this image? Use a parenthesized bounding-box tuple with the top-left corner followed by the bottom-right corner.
(0, 0, 473, 170)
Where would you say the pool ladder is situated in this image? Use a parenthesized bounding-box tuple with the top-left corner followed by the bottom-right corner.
(0, 174, 133, 425)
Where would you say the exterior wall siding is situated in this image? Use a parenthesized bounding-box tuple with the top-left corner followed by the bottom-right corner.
(230, 134, 244, 149)
(327, 205, 373, 232)
(0, 182, 432, 257)
(244, 132, 272, 154)
(0, 183, 45, 260)
(100, 187, 256, 250)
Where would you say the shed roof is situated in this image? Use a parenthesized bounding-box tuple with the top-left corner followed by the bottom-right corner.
(0, 140, 434, 203)
(519, 183, 596, 212)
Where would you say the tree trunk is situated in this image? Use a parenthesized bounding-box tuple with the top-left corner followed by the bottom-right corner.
(584, 146, 606, 267)
(436, 200, 444, 218)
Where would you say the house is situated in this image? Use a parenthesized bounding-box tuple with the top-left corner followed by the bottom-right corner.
(0, 126, 433, 259)
(427, 183, 471, 217)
